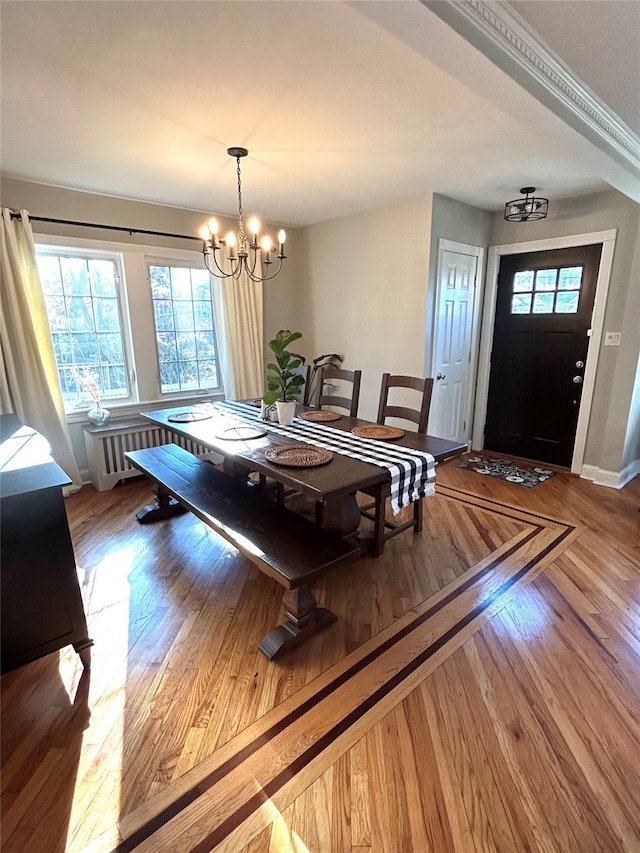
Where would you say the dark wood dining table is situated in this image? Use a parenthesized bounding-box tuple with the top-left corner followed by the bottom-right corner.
(140, 401, 467, 554)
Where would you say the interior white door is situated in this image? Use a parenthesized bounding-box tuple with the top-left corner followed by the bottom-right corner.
(430, 240, 484, 443)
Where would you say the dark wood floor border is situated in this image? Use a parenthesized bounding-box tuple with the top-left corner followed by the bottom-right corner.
(110, 492, 575, 852)
(436, 483, 576, 528)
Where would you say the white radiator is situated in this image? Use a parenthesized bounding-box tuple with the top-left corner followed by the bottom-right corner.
(83, 416, 218, 491)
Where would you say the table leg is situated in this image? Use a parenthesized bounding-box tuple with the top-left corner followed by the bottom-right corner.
(258, 586, 337, 659)
(322, 492, 361, 537)
(136, 483, 188, 524)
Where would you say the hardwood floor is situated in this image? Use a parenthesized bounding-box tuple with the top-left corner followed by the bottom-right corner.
(2, 459, 639, 852)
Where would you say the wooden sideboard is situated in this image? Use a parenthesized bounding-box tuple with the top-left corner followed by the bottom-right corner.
(0, 414, 92, 673)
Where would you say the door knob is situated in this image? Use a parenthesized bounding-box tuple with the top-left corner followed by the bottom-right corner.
(436, 373, 446, 380)
(572, 375, 583, 384)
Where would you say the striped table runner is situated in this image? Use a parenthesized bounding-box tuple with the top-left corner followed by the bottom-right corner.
(218, 401, 436, 514)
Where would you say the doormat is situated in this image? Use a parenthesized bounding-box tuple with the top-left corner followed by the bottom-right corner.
(456, 455, 555, 487)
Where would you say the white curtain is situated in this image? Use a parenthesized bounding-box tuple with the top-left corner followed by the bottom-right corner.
(0, 209, 82, 486)
(213, 247, 264, 400)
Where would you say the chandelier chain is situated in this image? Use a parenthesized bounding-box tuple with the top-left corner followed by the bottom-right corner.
(236, 156, 246, 244)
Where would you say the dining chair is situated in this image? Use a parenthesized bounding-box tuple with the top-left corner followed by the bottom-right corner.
(360, 373, 435, 553)
(315, 366, 362, 417)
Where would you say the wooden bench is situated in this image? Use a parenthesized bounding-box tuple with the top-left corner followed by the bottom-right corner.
(125, 443, 359, 659)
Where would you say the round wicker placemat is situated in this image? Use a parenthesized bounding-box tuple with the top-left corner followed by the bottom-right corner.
(297, 410, 341, 422)
(264, 444, 333, 468)
(351, 424, 404, 440)
(168, 410, 212, 423)
(215, 425, 267, 441)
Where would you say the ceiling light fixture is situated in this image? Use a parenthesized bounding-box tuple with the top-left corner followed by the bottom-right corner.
(199, 147, 286, 282)
(504, 186, 549, 222)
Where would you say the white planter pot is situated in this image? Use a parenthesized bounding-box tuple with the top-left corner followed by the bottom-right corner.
(276, 400, 297, 426)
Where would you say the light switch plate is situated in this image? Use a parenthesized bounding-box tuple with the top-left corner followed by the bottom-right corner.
(604, 331, 621, 346)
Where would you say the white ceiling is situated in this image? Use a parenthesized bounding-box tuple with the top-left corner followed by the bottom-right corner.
(1, 0, 638, 227)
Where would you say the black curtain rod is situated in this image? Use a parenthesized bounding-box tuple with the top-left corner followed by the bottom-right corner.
(9, 211, 200, 243)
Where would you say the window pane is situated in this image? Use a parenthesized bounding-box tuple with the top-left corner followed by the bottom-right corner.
(149, 265, 171, 298)
(94, 298, 120, 331)
(61, 257, 90, 296)
(513, 270, 534, 292)
(533, 292, 554, 313)
(555, 291, 580, 313)
(194, 301, 213, 329)
(38, 256, 63, 295)
(171, 267, 192, 300)
(511, 293, 532, 314)
(153, 299, 175, 332)
(89, 259, 117, 296)
(37, 251, 130, 406)
(535, 269, 558, 291)
(174, 302, 194, 332)
(558, 266, 583, 289)
(149, 263, 220, 394)
(176, 332, 197, 361)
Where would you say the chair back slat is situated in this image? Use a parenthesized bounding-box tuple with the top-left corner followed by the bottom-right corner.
(316, 367, 362, 418)
(377, 373, 434, 434)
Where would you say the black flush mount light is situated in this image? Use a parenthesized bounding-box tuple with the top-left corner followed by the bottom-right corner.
(504, 186, 549, 222)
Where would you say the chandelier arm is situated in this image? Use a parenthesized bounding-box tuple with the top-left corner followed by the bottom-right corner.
(257, 257, 285, 282)
(203, 248, 241, 280)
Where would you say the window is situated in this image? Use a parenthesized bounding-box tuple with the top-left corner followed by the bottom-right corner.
(37, 247, 131, 407)
(149, 262, 221, 394)
(511, 266, 583, 315)
(36, 236, 224, 418)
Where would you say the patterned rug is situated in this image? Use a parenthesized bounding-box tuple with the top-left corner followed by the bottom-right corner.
(456, 455, 555, 487)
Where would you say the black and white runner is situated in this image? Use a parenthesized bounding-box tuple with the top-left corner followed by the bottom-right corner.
(218, 401, 436, 514)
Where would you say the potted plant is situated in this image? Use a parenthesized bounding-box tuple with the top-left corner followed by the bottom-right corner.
(262, 329, 306, 425)
(306, 351, 343, 406)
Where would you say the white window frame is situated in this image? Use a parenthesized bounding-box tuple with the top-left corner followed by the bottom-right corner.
(34, 233, 226, 423)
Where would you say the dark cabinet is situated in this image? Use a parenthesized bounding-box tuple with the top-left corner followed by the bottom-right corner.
(1, 414, 92, 673)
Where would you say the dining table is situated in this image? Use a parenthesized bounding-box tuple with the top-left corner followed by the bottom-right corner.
(138, 399, 467, 555)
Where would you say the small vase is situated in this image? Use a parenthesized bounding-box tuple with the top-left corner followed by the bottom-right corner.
(276, 400, 297, 426)
(87, 403, 110, 426)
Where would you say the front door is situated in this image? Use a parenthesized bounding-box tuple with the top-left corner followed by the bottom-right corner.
(484, 243, 601, 467)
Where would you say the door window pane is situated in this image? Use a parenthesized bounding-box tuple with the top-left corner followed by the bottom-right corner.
(511, 293, 532, 314)
(555, 291, 580, 313)
(149, 263, 221, 394)
(558, 266, 583, 289)
(513, 270, 534, 292)
(535, 269, 558, 290)
(533, 292, 554, 313)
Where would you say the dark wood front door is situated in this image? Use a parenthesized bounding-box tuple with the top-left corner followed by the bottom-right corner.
(484, 243, 602, 467)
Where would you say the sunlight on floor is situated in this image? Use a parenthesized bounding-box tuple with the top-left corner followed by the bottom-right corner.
(64, 546, 135, 853)
(260, 792, 311, 853)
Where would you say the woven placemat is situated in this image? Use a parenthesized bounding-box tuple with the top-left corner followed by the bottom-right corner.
(215, 425, 267, 441)
(168, 410, 212, 423)
(265, 444, 333, 468)
(351, 424, 404, 440)
(297, 410, 341, 422)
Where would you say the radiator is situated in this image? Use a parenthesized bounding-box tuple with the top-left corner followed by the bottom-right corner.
(83, 416, 218, 491)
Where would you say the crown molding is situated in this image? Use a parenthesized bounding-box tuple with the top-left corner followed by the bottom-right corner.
(422, 0, 640, 176)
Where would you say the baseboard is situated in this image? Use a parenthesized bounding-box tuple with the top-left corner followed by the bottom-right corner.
(580, 459, 640, 489)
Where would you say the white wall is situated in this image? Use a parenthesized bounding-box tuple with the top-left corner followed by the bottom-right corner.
(296, 194, 434, 422)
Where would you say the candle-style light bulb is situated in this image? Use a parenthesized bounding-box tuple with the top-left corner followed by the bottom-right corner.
(248, 217, 260, 244)
(199, 225, 211, 241)
(226, 232, 236, 249)
(208, 217, 219, 235)
(261, 236, 272, 254)
(278, 229, 286, 245)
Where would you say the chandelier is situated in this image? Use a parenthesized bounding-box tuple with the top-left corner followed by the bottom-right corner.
(504, 186, 549, 222)
(199, 147, 286, 282)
